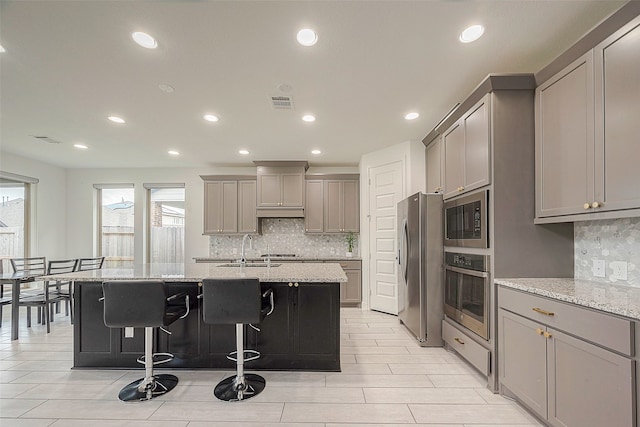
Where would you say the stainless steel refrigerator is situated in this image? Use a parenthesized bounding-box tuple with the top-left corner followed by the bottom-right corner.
(397, 192, 443, 346)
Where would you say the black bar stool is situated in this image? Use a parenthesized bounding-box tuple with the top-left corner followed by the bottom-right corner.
(102, 280, 189, 402)
(201, 278, 274, 401)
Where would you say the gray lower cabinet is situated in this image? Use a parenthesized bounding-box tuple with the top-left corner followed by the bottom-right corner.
(338, 260, 361, 305)
(498, 286, 635, 426)
(443, 94, 491, 200)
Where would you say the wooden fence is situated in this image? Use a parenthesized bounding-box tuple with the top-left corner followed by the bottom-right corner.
(102, 226, 184, 266)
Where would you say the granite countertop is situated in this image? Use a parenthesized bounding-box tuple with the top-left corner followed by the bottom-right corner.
(496, 278, 640, 321)
(42, 262, 348, 283)
(194, 256, 361, 262)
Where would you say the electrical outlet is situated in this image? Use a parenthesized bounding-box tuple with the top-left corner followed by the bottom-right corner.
(611, 261, 628, 281)
(592, 259, 606, 278)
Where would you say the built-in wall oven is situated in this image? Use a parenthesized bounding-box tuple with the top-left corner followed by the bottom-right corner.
(444, 252, 490, 340)
(444, 190, 489, 248)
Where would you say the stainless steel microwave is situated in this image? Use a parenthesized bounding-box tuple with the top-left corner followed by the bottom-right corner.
(444, 190, 488, 248)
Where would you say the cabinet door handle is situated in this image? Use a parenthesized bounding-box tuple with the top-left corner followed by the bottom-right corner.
(454, 337, 465, 345)
(535, 328, 544, 335)
(532, 307, 554, 316)
(288, 282, 293, 287)
(435, 187, 442, 192)
(591, 201, 602, 208)
(294, 282, 299, 287)
(583, 203, 591, 210)
(543, 331, 552, 339)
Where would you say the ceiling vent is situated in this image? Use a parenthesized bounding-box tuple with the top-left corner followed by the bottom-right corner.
(32, 135, 62, 144)
(270, 95, 294, 110)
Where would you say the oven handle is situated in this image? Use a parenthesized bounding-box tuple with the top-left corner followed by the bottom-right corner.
(445, 265, 489, 278)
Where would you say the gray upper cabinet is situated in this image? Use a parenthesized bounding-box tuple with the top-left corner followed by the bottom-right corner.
(536, 51, 594, 218)
(237, 180, 257, 233)
(443, 94, 491, 200)
(202, 176, 257, 235)
(304, 180, 324, 233)
(324, 180, 359, 233)
(425, 136, 443, 194)
(536, 15, 640, 221)
(256, 165, 305, 208)
(594, 16, 640, 213)
(203, 180, 238, 234)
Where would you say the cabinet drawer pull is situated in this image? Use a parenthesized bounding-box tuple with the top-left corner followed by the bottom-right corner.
(536, 328, 544, 335)
(532, 307, 554, 316)
(583, 203, 591, 210)
(543, 331, 552, 339)
(454, 337, 465, 345)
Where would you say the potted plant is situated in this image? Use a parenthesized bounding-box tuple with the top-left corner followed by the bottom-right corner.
(345, 232, 356, 257)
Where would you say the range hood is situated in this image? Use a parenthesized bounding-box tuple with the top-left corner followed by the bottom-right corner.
(256, 207, 304, 218)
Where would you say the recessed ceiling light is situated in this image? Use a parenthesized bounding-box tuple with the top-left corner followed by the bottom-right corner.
(238, 149, 250, 155)
(0, 45, 5, 53)
(203, 114, 219, 122)
(132, 31, 157, 49)
(297, 29, 318, 46)
(459, 25, 484, 43)
(404, 112, 420, 120)
(108, 116, 125, 124)
(311, 149, 322, 155)
(168, 150, 180, 156)
(74, 144, 88, 149)
(302, 114, 316, 122)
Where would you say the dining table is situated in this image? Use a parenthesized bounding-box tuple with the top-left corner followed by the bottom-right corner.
(0, 270, 46, 340)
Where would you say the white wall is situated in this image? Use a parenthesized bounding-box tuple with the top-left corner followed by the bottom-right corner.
(0, 151, 68, 259)
(358, 140, 426, 310)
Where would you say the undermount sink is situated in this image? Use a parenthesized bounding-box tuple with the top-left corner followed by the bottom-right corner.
(218, 262, 282, 268)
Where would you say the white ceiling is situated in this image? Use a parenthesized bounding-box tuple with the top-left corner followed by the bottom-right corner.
(0, 0, 625, 169)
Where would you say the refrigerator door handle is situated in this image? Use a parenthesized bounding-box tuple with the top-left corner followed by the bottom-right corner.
(400, 218, 409, 285)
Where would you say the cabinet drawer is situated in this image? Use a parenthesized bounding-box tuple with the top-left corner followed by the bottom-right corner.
(443, 320, 490, 375)
(334, 260, 361, 270)
(498, 286, 634, 356)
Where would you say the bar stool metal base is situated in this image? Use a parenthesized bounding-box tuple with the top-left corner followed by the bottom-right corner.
(118, 374, 179, 402)
(214, 373, 265, 401)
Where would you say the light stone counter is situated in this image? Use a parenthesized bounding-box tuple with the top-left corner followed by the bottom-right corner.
(496, 277, 640, 321)
(194, 256, 361, 262)
(43, 262, 348, 283)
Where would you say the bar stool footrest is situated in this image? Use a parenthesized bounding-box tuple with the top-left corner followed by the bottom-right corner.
(226, 349, 260, 363)
(137, 352, 174, 366)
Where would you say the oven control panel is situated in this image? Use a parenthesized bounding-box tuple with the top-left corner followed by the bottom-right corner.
(445, 252, 489, 272)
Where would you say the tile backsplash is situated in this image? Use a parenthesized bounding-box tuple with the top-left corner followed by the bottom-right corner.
(575, 217, 640, 286)
(209, 218, 358, 259)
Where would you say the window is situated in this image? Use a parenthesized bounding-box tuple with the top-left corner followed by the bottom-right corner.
(0, 172, 36, 274)
(145, 184, 185, 264)
(95, 185, 135, 268)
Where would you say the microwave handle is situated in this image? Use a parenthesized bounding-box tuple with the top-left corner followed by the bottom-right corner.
(445, 265, 489, 278)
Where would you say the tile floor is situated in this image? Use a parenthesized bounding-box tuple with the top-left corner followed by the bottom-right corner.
(0, 306, 542, 426)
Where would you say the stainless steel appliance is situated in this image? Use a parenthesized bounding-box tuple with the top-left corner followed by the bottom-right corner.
(444, 190, 489, 248)
(444, 252, 490, 340)
(397, 192, 443, 346)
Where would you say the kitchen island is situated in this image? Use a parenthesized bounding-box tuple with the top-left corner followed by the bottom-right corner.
(46, 263, 347, 371)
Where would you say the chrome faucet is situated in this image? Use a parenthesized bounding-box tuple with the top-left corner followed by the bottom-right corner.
(240, 234, 252, 266)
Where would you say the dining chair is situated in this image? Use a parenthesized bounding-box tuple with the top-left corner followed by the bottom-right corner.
(10, 257, 49, 329)
(46, 259, 78, 322)
(78, 257, 105, 271)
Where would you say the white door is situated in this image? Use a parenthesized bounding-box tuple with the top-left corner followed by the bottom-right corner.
(368, 161, 404, 314)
